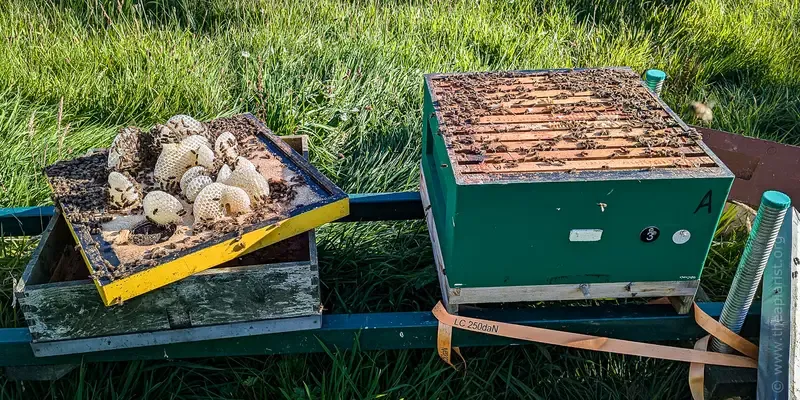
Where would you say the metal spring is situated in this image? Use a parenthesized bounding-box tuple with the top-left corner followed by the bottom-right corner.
(710, 204, 788, 353)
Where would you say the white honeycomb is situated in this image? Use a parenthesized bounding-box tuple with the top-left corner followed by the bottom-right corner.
(222, 186, 251, 215)
(143, 191, 185, 225)
(181, 134, 210, 151)
(195, 143, 215, 169)
(214, 131, 238, 164)
(153, 137, 215, 190)
(223, 158, 270, 204)
(107, 127, 141, 171)
(180, 166, 208, 193)
(193, 183, 251, 223)
(234, 156, 256, 171)
(153, 144, 186, 190)
(166, 115, 207, 138)
(151, 123, 183, 150)
(184, 175, 213, 202)
(108, 172, 140, 209)
(216, 164, 232, 182)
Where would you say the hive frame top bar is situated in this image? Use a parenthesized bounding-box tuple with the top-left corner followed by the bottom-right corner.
(424, 67, 734, 185)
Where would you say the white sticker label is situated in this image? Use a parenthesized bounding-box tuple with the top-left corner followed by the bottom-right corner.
(569, 229, 603, 242)
(673, 229, 691, 244)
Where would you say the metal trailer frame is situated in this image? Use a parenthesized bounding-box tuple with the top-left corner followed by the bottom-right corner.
(0, 193, 761, 367)
(0, 127, 795, 395)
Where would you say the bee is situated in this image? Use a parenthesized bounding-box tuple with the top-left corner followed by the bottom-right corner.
(690, 101, 715, 125)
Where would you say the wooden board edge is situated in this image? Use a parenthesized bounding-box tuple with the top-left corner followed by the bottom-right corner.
(446, 280, 700, 305)
(29, 315, 321, 357)
(97, 197, 347, 306)
(419, 168, 455, 313)
(279, 135, 309, 157)
(16, 211, 61, 295)
(668, 294, 697, 315)
(243, 114, 345, 199)
(791, 208, 799, 399)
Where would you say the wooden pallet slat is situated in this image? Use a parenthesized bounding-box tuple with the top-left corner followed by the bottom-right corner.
(449, 120, 640, 135)
(439, 104, 617, 116)
(460, 156, 717, 174)
(456, 146, 707, 164)
(481, 90, 595, 100)
(498, 97, 613, 107)
(476, 111, 630, 125)
(452, 135, 686, 148)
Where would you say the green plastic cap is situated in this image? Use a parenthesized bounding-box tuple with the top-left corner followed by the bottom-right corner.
(761, 190, 791, 210)
(645, 69, 666, 82)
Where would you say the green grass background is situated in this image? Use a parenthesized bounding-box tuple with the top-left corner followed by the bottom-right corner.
(0, 0, 798, 398)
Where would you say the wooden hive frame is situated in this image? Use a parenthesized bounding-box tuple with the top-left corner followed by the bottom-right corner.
(426, 67, 724, 180)
(48, 114, 349, 306)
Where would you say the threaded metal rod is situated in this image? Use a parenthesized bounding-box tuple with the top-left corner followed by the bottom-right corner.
(653, 80, 664, 96)
(644, 69, 666, 96)
(710, 191, 790, 353)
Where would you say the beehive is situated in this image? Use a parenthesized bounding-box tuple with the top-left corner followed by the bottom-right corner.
(16, 136, 326, 356)
(421, 68, 734, 305)
(44, 114, 348, 306)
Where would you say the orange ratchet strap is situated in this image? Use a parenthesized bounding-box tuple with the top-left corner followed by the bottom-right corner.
(432, 301, 758, 400)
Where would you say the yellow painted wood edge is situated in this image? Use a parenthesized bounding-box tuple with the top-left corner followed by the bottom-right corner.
(98, 198, 349, 306)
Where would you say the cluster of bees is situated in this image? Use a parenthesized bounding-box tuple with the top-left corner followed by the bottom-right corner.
(434, 69, 708, 173)
(105, 115, 273, 232)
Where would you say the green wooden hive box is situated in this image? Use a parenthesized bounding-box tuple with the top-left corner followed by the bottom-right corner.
(420, 68, 734, 308)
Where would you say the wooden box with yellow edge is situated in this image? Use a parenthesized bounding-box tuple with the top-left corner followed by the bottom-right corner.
(43, 114, 348, 306)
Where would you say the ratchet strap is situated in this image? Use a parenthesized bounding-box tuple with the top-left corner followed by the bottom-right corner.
(432, 301, 758, 400)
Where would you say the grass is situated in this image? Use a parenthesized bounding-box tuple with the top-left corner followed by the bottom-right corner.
(0, 0, 798, 398)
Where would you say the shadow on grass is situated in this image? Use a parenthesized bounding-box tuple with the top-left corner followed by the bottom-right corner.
(566, 0, 691, 29)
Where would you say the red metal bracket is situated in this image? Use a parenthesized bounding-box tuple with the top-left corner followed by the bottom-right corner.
(698, 126, 800, 207)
